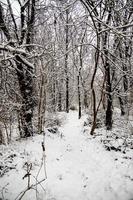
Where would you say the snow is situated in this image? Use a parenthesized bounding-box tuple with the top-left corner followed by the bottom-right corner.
(0, 45, 29, 56)
(0, 111, 133, 200)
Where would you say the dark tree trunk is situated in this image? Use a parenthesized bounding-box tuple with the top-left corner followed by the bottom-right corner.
(105, 92, 113, 130)
(118, 96, 125, 116)
(38, 74, 46, 134)
(102, 5, 113, 130)
(118, 43, 129, 108)
(58, 92, 62, 112)
(15, 57, 34, 137)
(112, 37, 126, 116)
(65, 9, 69, 113)
(0, 0, 36, 138)
(16, 0, 35, 137)
(84, 90, 88, 109)
(0, 126, 4, 145)
(89, 25, 100, 135)
(77, 75, 81, 119)
(105, 52, 113, 130)
(52, 82, 56, 112)
(66, 76, 69, 113)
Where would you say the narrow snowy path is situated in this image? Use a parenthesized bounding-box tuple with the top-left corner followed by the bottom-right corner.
(0, 111, 133, 200)
(45, 111, 133, 200)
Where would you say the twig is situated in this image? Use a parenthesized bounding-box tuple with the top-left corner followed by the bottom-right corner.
(0, 183, 9, 200)
(15, 178, 46, 200)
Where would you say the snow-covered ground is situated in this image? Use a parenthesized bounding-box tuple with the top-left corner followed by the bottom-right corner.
(0, 111, 133, 200)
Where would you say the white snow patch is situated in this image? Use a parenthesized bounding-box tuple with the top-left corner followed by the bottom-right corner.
(0, 111, 133, 200)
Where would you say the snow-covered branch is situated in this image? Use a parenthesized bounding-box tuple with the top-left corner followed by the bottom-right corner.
(0, 45, 30, 56)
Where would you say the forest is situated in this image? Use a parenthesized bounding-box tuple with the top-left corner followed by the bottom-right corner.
(0, 0, 133, 199)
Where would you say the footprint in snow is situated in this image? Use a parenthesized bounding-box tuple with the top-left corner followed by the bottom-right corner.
(57, 174, 63, 180)
(66, 144, 72, 152)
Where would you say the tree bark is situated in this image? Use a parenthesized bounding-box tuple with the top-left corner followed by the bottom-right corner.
(65, 9, 69, 113)
(77, 75, 81, 119)
(15, 56, 34, 137)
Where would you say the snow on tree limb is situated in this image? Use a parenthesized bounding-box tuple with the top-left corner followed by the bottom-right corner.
(98, 23, 133, 34)
(21, 0, 30, 9)
(0, 45, 30, 56)
(15, 55, 34, 70)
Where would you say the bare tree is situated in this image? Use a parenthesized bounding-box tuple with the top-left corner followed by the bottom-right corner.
(0, 0, 36, 137)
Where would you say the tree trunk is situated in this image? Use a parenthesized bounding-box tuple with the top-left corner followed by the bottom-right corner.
(90, 26, 100, 135)
(0, 124, 5, 145)
(16, 57, 34, 137)
(84, 90, 88, 109)
(38, 74, 46, 134)
(77, 75, 81, 119)
(118, 96, 125, 116)
(65, 9, 69, 113)
(105, 52, 113, 130)
(103, 5, 113, 130)
(105, 92, 113, 130)
(58, 92, 62, 112)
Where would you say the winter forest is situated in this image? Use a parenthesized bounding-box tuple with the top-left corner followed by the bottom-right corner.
(0, 0, 133, 199)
